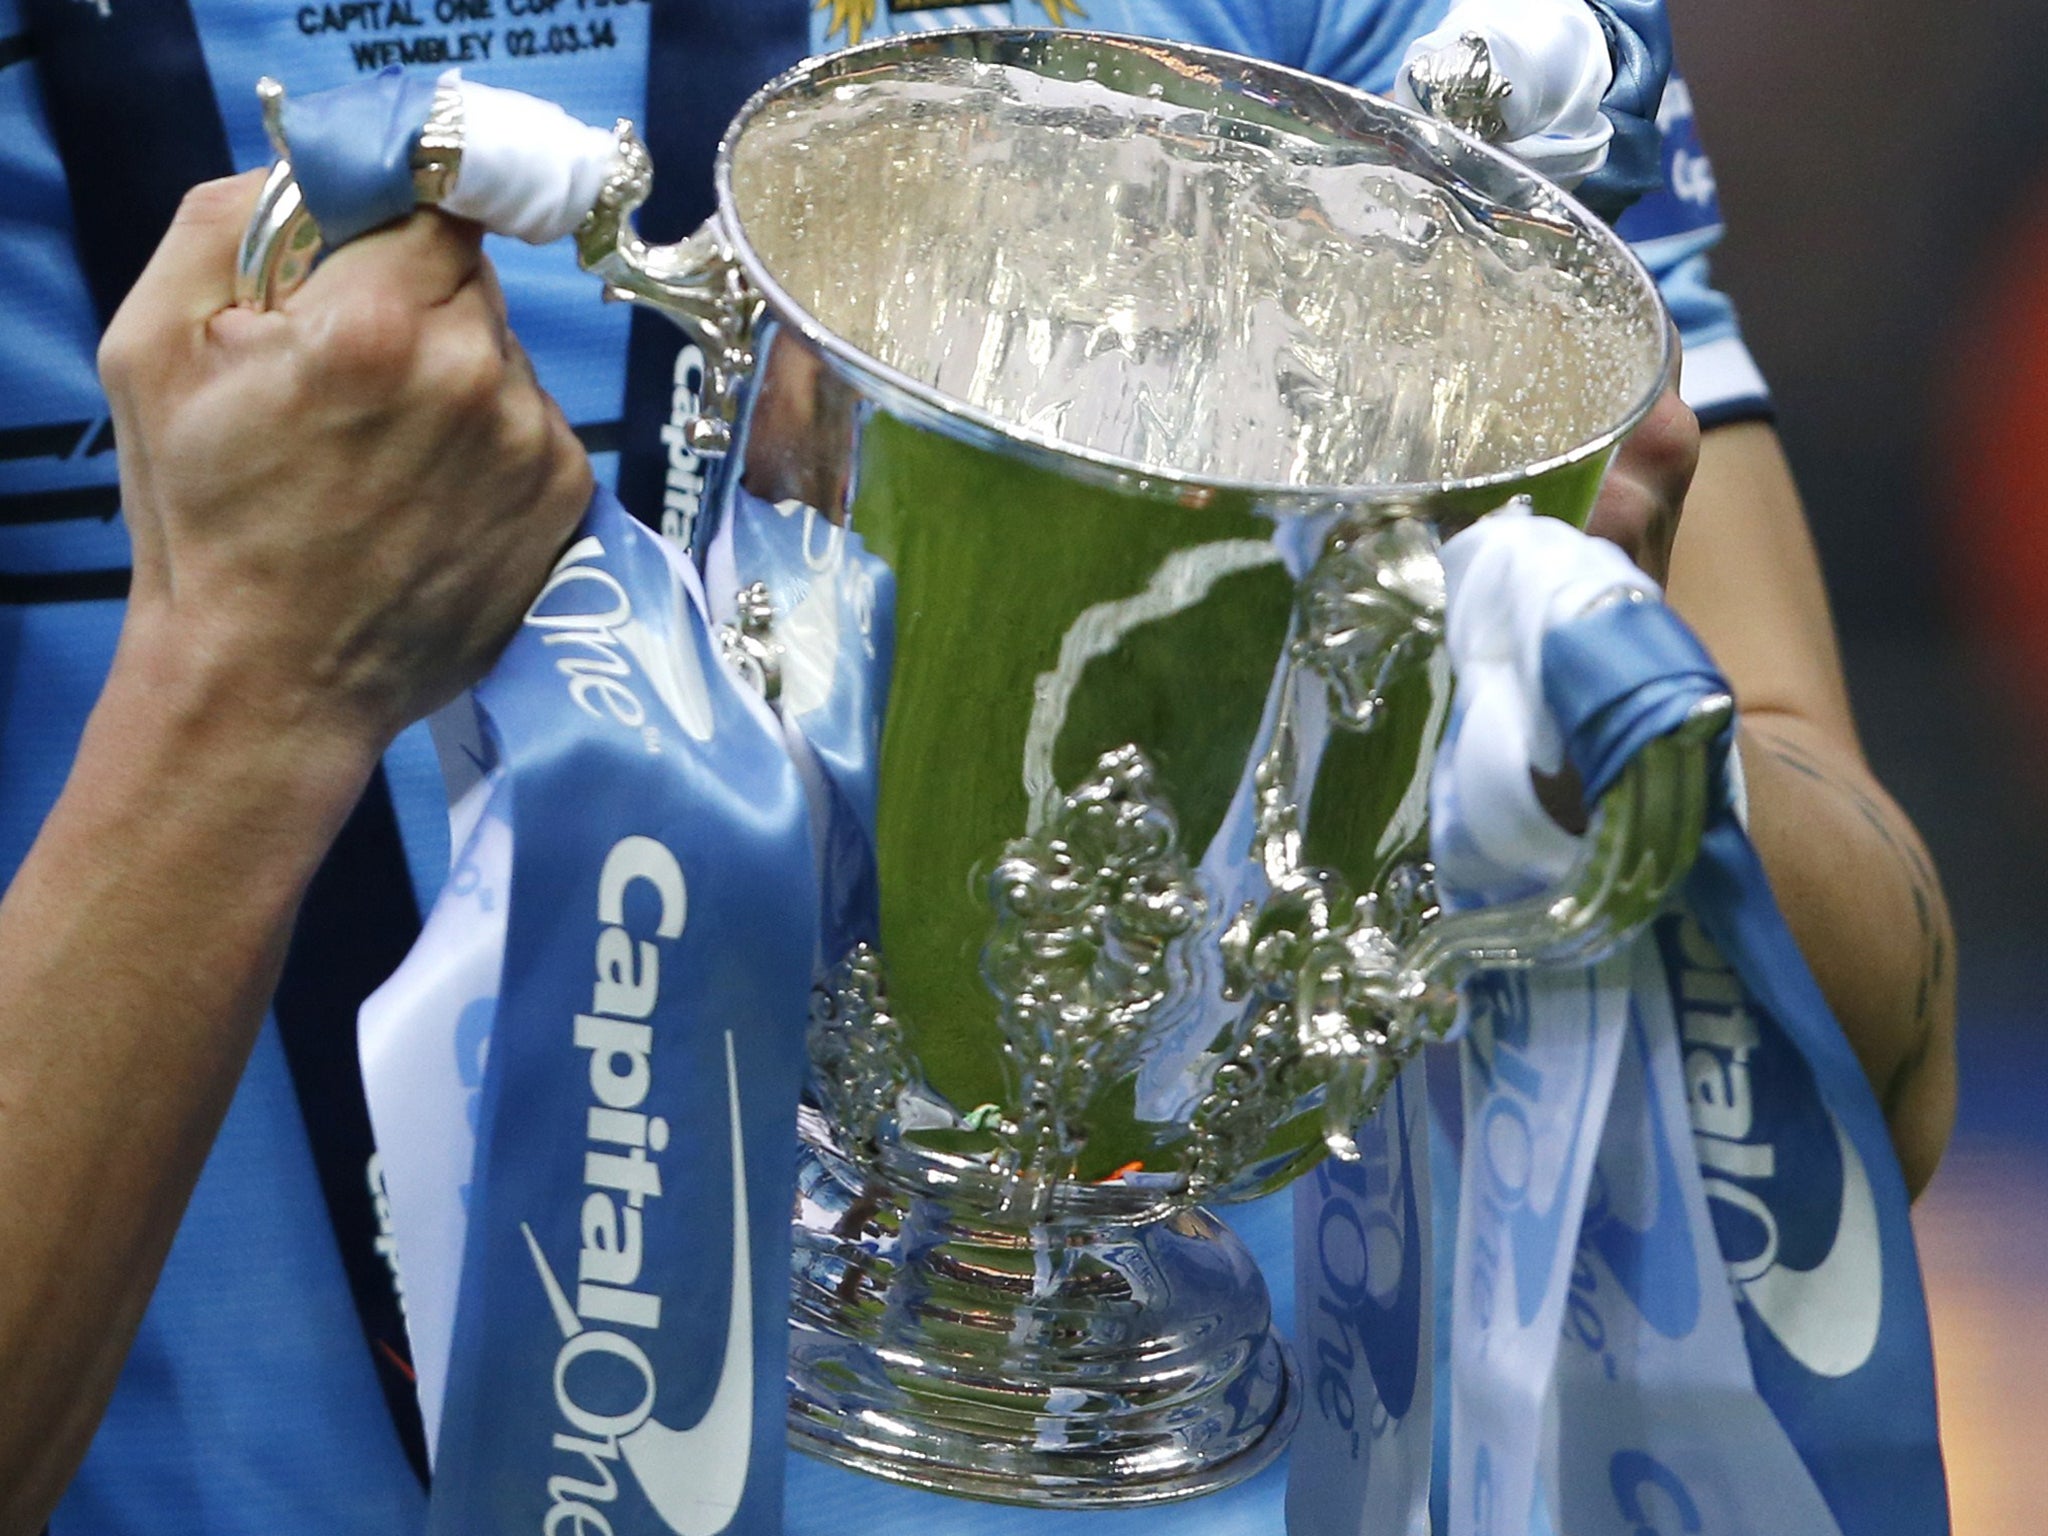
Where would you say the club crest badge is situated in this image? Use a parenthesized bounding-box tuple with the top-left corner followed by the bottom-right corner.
(815, 0, 1085, 49)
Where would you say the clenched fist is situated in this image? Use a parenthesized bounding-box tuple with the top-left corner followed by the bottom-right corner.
(99, 168, 592, 795)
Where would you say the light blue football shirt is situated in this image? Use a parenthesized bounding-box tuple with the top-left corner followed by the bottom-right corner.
(0, 1, 1765, 1528)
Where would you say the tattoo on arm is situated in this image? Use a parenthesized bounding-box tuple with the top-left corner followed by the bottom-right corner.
(1747, 723, 1950, 1113)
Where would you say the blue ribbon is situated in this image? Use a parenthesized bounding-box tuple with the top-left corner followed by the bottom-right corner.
(1540, 597, 1948, 1536)
(275, 85, 822, 1535)
(1542, 596, 1730, 806)
(430, 489, 818, 1536)
(280, 67, 438, 246)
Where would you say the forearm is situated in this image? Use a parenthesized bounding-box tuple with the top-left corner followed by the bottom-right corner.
(0, 168, 586, 1526)
(0, 622, 376, 1532)
(1736, 712, 1956, 1195)
(1667, 422, 1956, 1195)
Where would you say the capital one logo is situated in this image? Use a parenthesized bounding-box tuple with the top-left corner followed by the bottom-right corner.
(1611, 1449, 1703, 1536)
(1578, 1007, 1701, 1342)
(659, 346, 711, 552)
(1465, 969, 1600, 1331)
(527, 536, 715, 743)
(1308, 1074, 1423, 1449)
(1670, 149, 1718, 210)
(522, 839, 756, 1535)
(1662, 917, 1882, 1379)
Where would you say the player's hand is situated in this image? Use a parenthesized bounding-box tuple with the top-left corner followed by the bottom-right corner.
(1586, 384, 1698, 586)
(98, 170, 592, 786)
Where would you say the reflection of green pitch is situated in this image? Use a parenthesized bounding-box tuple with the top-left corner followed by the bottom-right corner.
(852, 415, 1290, 1146)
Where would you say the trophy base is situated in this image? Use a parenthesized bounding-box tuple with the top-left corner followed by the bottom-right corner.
(786, 1108, 1299, 1508)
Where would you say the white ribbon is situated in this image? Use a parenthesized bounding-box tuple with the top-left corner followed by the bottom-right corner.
(436, 70, 618, 245)
(357, 697, 510, 1457)
(1433, 502, 1654, 893)
(1394, 0, 1616, 189)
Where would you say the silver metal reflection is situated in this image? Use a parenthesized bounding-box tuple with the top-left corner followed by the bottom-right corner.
(789, 1106, 1299, 1508)
(576, 122, 763, 457)
(984, 745, 1209, 1216)
(724, 53, 1658, 491)
(716, 581, 784, 702)
(808, 946, 915, 1153)
(1295, 517, 1447, 733)
(234, 159, 315, 311)
(236, 74, 465, 309)
(1404, 32, 1517, 142)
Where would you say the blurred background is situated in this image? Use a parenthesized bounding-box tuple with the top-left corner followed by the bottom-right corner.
(1674, 1, 2048, 1527)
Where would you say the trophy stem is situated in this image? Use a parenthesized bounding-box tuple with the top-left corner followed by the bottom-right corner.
(787, 1108, 1298, 1507)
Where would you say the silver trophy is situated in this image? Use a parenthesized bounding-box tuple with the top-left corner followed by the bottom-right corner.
(246, 28, 1714, 1508)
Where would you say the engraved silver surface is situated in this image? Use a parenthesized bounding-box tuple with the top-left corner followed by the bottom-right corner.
(234, 156, 316, 310)
(808, 945, 916, 1154)
(1405, 32, 1517, 142)
(411, 76, 466, 205)
(1195, 714, 1421, 1188)
(716, 580, 784, 701)
(984, 745, 1207, 1212)
(1295, 516, 1447, 732)
(788, 1105, 1298, 1508)
(576, 122, 764, 456)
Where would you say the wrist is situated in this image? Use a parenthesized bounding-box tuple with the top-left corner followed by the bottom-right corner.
(84, 610, 390, 871)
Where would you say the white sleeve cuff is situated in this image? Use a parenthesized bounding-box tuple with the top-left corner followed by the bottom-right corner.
(1679, 334, 1772, 421)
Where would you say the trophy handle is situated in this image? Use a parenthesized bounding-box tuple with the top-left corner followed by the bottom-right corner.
(1196, 679, 1729, 1194)
(1398, 689, 1730, 988)
(573, 151, 762, 460)
(234, 73, 467, 310)
(1192, 543, 1734, 1193)
(1404, 32, 1516, 142)
(233, 75, 758, 459)
(1311, 641, 1731, 1170)
(235, 157, 318, 311)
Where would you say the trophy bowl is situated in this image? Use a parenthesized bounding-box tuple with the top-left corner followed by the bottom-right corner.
(566, 28, 1686, 1507)
(240, 24, 1694, 1510)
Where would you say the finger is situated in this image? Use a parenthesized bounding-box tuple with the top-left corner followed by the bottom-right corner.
(508, 330, 582, 465)
(288, 206, 487, 317)
(1620, 388, 1701, 487)
(491, 325, 592, 534)
(470, 257, 513, 354)
(103, 171, 271, 360)
(408, 258, 516, 386)
(1585, 484, 1672, 586)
